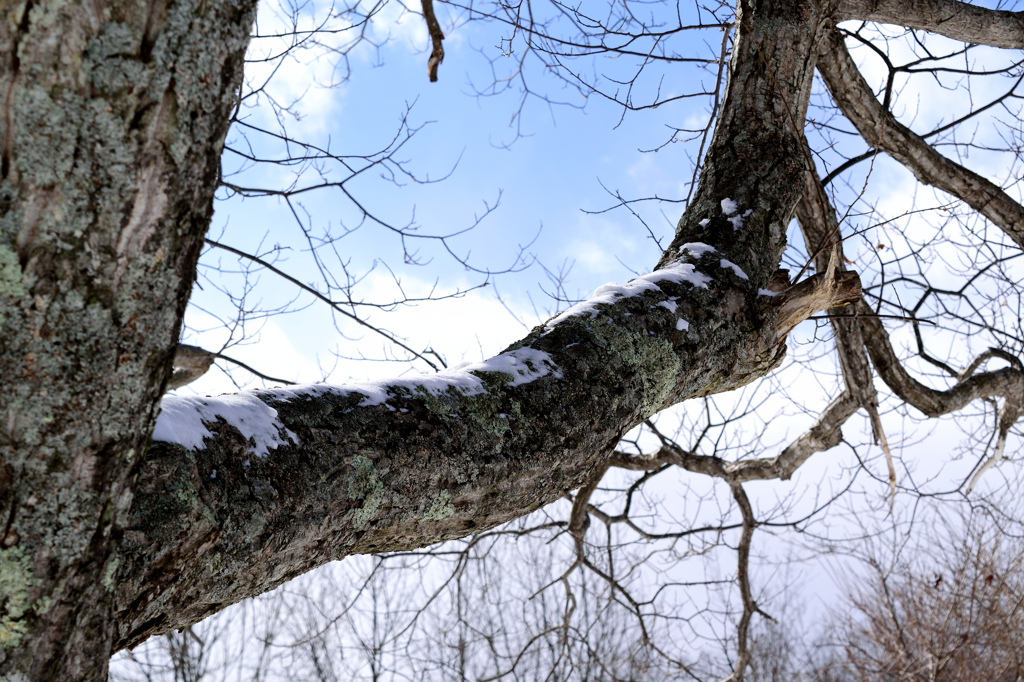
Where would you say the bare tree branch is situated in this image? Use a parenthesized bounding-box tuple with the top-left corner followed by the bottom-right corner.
(817, 26, 1024, 251)
(838, 0, 1024, 50)
(859, 302, 1024, 419)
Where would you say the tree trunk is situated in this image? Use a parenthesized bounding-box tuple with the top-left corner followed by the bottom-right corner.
(0, 1, 256, 680)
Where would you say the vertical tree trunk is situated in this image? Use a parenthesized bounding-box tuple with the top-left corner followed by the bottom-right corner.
(0, 2, 255, 679)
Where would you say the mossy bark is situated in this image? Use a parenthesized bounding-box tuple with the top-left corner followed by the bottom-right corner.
(0, 1, 256, 680)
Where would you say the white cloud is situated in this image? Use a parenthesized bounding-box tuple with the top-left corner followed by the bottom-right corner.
(319, 271, 536, 383)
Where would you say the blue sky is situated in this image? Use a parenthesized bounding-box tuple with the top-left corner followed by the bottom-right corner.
(181, 0, 730, 389)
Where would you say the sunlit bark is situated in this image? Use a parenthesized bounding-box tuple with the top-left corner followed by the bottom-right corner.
(0, 1, 255, 679)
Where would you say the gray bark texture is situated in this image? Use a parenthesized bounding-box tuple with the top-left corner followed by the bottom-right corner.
(14, 0, 1019, 678)
(0, 1, 256, 680)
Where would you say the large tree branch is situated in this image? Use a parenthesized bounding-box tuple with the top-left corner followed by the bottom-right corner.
(817, 26, 1024, 250)
(856, 300, 1024, 418)
(111, 0, 846, 650)
(838, 0, 1024, 50)
(116, 248, 863, 650)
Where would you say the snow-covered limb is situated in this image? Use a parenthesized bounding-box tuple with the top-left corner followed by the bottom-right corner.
(155, 348, 563, 458)
(129, 242, 855, 648)
(543, 262, 710, 332)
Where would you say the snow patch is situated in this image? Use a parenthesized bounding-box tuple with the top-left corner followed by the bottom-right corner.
(680, 242, 716, 258)
(719, 259, 749, 280)
(719, 199, 751, 230)
(758, 288, 779, 297)
(464, 347, 564, 388)
(544, 263, 711, 331)
(657, 300, 678, 313)
(698, 218, 710, 228)
(729, 209, 752, 231)
(676, 319, 690, 331)
(266, 348, 562, 410)
(153, 392, 299, 458)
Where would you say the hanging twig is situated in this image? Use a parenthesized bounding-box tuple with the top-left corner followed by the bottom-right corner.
(421, 0, 445, 82)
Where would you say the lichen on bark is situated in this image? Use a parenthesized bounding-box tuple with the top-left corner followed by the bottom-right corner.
(0, 548, 41, 648)
(0, 0, 258, 679)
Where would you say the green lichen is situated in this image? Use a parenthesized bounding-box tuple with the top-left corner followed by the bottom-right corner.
(454, 375, 521, 437)
(0, 245, 24, 328)
(388, 368, 531, 439)
(0, 245, 22, 298)
(0, 547, 41, 649)
(402, 385, 467, 423)
(589, 321, 680, 418)
(423, 490, 455, 521)
(348, 455, 383, 528)
(102, 556, 120, 592)
(175, 482, 200, 511)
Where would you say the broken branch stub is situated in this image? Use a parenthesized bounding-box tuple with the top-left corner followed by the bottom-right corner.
(421, 0, 445, 82)
(775, 270, 862, 336)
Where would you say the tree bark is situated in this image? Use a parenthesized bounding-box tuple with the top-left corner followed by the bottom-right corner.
(0, 1, 256, 680)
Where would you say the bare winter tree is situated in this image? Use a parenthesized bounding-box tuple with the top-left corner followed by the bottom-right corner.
(823, 505, 1024, 681)
(3, 1, 1024, 681)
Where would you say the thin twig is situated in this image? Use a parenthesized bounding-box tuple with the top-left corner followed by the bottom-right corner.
(421, 0, 445, 82)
